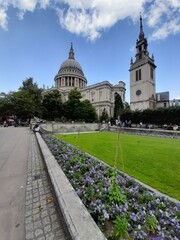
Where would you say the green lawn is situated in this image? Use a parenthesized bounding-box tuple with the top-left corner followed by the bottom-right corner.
(55, 132, 180, 200)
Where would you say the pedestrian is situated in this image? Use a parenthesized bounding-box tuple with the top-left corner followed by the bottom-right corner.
(33, 124, 40, 132)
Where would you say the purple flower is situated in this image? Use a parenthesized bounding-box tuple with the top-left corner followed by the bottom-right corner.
(130, 213, 137, 222)
(102, 209, 109, 220)
(42, 133, 180, 240)
(84, 175, 94, 184)
(165, 211, 169, 218)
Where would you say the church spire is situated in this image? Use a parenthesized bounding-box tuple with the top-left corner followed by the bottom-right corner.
(69, 42, 75, 59)
(139, 14, 145, 40)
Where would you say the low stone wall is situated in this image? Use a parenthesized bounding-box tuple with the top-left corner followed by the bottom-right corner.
(36, 132, 107, 240)
(110, 126, 180, 138)
(41, 122, 100, 133)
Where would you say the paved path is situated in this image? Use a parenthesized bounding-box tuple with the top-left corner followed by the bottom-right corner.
(0, 127, 29, 240)
(25, 129, 67, 240)
(0, 127, 67, 240)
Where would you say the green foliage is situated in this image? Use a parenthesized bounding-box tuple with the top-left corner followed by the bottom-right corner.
(100, 108, 109, 122)
(19, 77, 43, 118)
(0, 92, 14, 117)
(79, 100, 97, 122)
(73, 171, 82, 181)
(176, 211, 180, 220)
(86, 186, 95, 201)
(64, 88, 82, 121)
(108, 175, 126, 205)
(42, 89, 63, 121)
(121, 106, 180, 125)
(139, 192, 156, 204)
(1, 83, 97, 123)
(113, 215, 129, 239)
(146, 215, 158, 233)
(64, 88, 97, 122)
(114, 92, 124, 120)
(124, 102, 130, 110)
(0, 78, 43, 122)
(11, 90, 35, 121)
(80, 164, 87, 174)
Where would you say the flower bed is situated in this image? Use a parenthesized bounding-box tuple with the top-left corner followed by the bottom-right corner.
(42, 133, 180, 240)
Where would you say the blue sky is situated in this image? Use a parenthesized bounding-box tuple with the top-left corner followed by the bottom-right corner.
(0, 0, 180, 103)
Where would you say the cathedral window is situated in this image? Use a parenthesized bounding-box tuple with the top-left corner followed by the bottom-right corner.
(150, 67, 153, 79)
(136, 69, 141, 81)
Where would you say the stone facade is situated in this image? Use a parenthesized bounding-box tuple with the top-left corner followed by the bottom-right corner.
(130, 16, 156, 111)
(53, 43, 126, 118)
(156, 91, 170, 108)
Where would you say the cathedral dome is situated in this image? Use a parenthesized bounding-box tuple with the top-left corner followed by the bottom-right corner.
(58, 43, 84, 77)
(60, 59, 83, 72)
(54, 43, 87, 90)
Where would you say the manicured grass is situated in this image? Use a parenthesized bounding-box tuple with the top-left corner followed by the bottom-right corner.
(55, 132, 180, 200)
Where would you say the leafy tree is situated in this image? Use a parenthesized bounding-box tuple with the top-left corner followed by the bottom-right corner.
(0, 79, 42, 123)
(124, 101, 130, 110)
(99, 108, 109, 122)
(113, 92, 124, 120)
(64, 88, 82, 121)
(63, 88, 97, 122)
(19, 77, 43, 118)
(11, 90, 36, 122)
(42, 89, 63, 121)
(80, 100, 97, 122)
(0, 92, 14, 118)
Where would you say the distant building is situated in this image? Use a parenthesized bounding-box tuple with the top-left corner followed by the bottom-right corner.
(52, 43, 126, 118)
(156, 91, 170, 108)
(169, 99, 180, 107)
(44, 16, 176, 116)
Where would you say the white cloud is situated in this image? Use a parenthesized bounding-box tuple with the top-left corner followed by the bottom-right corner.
(56, 0, 145, 41)
(0, 0, 50, 20)
(39, 0, 50, 9)
(0, 8, 8, 30)
(145, 0, 180, 41)
(0, 0, 179, 41)
(150, 17, 180, 41)
(16, 0, 37, 11)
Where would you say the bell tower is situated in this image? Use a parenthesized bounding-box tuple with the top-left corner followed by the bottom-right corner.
(130, 15, 156, 111)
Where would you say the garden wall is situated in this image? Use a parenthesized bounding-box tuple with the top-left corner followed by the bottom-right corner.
(41, 122, 100, 133)
(110, 126, 180, 138)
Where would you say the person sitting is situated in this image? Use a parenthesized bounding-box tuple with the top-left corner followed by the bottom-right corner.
(33, 124, 40, 132)
(3, 120, 8, 127)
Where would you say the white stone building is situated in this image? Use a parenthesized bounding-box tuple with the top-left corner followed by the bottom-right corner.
(130, 16, 157, 111)
(54, 43, 126, 118)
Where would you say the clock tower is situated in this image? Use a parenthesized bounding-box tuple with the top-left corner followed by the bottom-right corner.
(130, 15, 156, 111)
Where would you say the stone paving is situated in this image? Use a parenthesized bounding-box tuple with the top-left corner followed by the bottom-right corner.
(25, 133, 68, 240)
